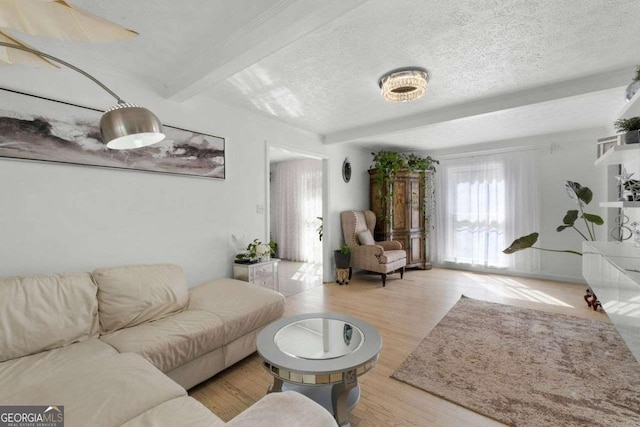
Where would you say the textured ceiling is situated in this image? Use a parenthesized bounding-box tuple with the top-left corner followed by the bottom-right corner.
(204, 0, 639, 139)
(19, 0, 277, 86)
(8, 0, 640, 151)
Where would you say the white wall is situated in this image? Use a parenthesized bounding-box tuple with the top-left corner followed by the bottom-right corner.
(422, 128, 609, 283)
(323, 145, 372, 278)
(5, 65, 611, 284)
(0, 65, 370, 285)
(537, 136, 607, 281)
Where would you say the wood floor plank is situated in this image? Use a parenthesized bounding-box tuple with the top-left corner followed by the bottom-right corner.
(190, 267, 607, 426)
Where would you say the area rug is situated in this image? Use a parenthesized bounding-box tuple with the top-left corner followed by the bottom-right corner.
(392, 296, 640, 427)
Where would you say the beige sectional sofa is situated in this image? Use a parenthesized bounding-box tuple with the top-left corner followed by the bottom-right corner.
(0, 264, 337, 427)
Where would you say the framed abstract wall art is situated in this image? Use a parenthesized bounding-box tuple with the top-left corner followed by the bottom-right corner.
(0, 88, 225, 179)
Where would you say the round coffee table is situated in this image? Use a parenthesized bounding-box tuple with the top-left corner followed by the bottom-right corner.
(257, 313, 382, 427)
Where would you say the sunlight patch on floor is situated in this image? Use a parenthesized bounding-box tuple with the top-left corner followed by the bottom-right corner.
(290, 263, 322, 282)
(461, 272, 574, 307)
(278, 261, 323, 297)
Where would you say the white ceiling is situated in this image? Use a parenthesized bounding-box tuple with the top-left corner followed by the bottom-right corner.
(269, 146, 320, 164)
(11, 0, 640, 152)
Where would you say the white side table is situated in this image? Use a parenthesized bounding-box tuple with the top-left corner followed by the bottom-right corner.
(233, 258, 280, 291)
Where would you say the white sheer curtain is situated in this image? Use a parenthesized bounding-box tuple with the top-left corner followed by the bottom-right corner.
(271, 159, 322, 263)
(433, 150, 539, 272)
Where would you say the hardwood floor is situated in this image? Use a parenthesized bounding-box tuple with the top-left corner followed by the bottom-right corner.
(277, 260, 323, 297)
(189, 267, 607, 426)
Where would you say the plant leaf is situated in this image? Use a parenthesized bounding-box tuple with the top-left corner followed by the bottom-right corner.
(556, 225, 572, 232)
(503, 232, 539, 254)
(582, 213, 604, 225)
(565, 181, 579, 201)
(577, 187, 593, 205)
(565, 181, 593, 206)
(562, 210, 578, 226)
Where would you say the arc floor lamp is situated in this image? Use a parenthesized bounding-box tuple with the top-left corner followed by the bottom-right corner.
(0, 41, 164, 150)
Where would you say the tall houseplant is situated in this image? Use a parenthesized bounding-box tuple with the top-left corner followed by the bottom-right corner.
(503, 181, 603, 256)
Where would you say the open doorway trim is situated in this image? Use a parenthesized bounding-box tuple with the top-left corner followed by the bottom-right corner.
(264, 141, 330, 283)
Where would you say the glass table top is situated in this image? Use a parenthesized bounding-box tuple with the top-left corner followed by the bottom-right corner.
(274, 317, 364, 360)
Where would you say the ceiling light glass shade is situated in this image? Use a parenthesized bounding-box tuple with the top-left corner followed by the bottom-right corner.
(100, 103, 165, 149)
(379, 69, 429, 102)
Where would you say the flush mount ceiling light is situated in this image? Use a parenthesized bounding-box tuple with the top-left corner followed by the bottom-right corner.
(378, 68, 429, 102)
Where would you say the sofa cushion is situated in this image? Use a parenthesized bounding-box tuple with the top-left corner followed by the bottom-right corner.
(0, 272, 99, 362)
(378, 249, 407, 264)
(93, 264, 190, 333)
(121, 396, 225, 427)
(0, 339, 116, 381)
(100, 309, 225, 373)
(189, 278, 285, 345)
(0, 349, 186, 427)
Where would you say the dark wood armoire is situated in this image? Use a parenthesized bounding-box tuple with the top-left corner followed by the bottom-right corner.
(368, 169, 433, 269)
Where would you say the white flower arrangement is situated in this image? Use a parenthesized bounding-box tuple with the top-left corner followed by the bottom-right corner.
(235, 239, 276, 263)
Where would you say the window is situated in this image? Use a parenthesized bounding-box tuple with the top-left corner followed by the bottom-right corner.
(434, 151, 539, 272)
(448, 161, 506, 267)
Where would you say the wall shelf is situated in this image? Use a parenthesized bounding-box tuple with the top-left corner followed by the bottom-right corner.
(599, 201, 640, 208)
(595, 144, 640, 166)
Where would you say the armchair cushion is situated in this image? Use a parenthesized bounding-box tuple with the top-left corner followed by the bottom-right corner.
(351, 245, 385, 272)
(379, 250, 407, 264)
(357, 230, 375, 245)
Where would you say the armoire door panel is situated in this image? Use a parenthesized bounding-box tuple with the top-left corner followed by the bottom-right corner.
(410, 179, 420, 230)
(393, 180, 407, 230)
(410, 235, 424, 265)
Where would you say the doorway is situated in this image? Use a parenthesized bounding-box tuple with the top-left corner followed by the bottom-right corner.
(268, 145, 325, 296)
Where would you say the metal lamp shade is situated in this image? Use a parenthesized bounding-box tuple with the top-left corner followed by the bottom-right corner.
(100, 103, 165, 149)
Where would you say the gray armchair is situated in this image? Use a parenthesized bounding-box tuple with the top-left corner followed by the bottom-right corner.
(340, 210, 407, 286)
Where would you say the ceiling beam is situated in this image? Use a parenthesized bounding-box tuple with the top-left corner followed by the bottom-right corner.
(163, 0, 367, 102)
(322, 67, 632, 144)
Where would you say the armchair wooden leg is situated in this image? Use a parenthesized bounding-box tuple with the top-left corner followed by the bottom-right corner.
(400, 266, 405, 279)
(381, 273, 387, 287)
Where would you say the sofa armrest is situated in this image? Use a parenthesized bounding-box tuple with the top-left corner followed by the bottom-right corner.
(226, 391, 338, 427)
(377, 240, 402, 251)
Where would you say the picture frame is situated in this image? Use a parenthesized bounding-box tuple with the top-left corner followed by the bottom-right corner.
(596, 135, 621, 159)
(0, 88, 225, 179)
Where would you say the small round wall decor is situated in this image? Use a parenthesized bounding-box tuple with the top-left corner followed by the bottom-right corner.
(342, 158, 352, 183)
